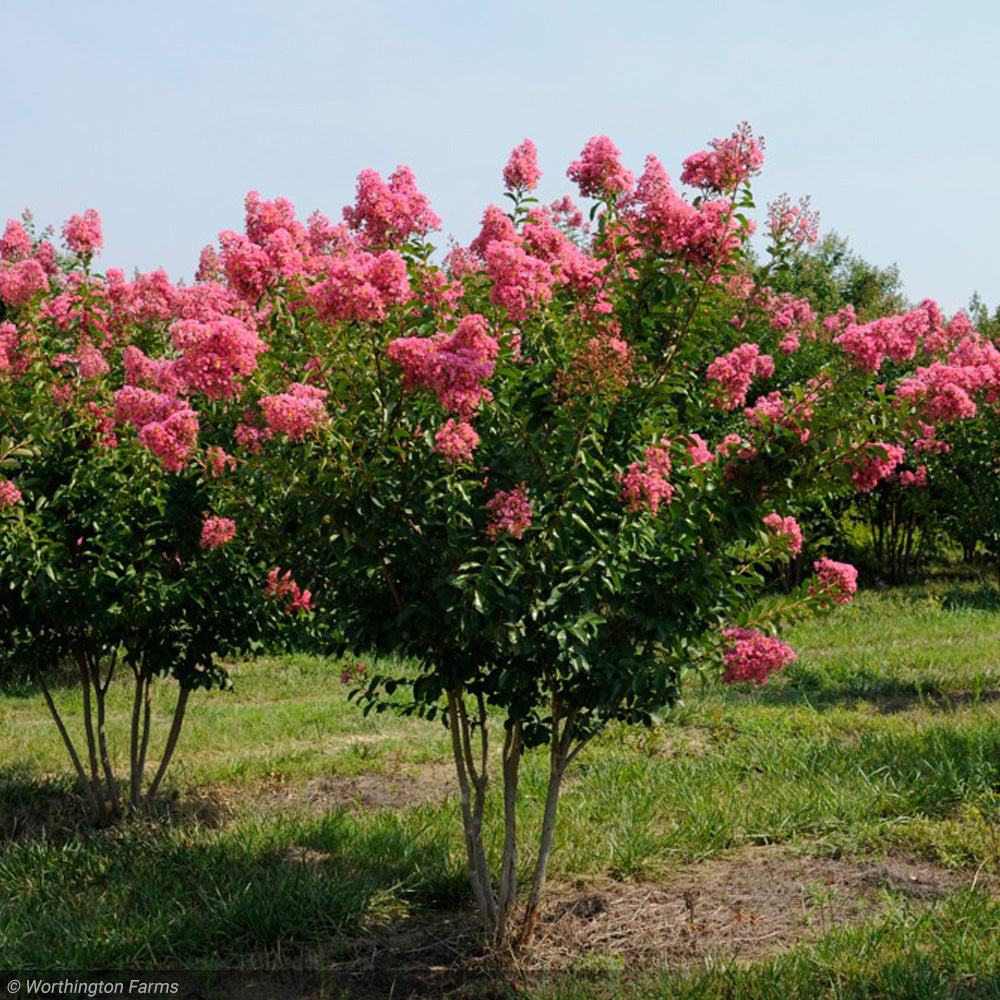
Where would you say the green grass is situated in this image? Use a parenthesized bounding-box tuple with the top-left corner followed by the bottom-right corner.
(3, 577, 1000, 994)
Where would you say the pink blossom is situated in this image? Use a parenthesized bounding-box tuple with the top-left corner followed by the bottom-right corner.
(343, 165, 441, 247)
(195, 245, 224, 283)
(260, 383, 329, 440)
(897, 465, 928, 488)
(484, 240, 554, 321)
(0, 220, 32, 262)
(205, 446, 237, 477)
(433, 418, 480, 463)
(567, 136, 635, 200)
(503, 138, 542, 192)
(387, 314, 499, 418)
(307, 247, 411, 325)
(848, 442, 905, 492)
(766, 194, 819, 247)
(720, 627, 796, 684)
(0, 321, 20, 373)
(763, 513, 803, 556)
(684, 433, 714, 466)
(218, 230, 271, 301)
(486, 485, 534, 539)
(680, 124, 764, 192)
(811, 558, 858, 606)
(618, 445, 673, 515)
(200, 516, 236, 549)
(137, 408, 200, 473)
(0, 259, 48, 307)
(706, 343, 774, 410)
(469, 205, 519, 259)
(170, 316, 267, 400)
(265, 567, 313, 614)
(62, 209, 103, 258)
(0, 477, 23, 509)
(745, 391, 812, 444)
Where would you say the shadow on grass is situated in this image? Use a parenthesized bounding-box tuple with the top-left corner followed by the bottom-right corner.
(748, 668, 1000, 716)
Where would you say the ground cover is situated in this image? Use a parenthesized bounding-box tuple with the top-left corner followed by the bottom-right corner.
(3, 576, 1000, 997)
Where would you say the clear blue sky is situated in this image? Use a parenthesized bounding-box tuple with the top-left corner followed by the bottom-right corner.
(3, 0, 998, 315)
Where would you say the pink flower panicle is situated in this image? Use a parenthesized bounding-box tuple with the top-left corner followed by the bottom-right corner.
(343, 166, 441, 248)
(503, 138, 542, 192)
(720, 627, 795, 684)
(265, 568, 313, 614)
(387, 314, 499, 418)
(680, 124, 764, 192)
(307, 246, 411, 325)
(113, 386, 199, 473)
(848, 442, 905, 492)
(62, 209, 103, 258)
(706, 343, 774, 410)
(169, 316, 267, 400)
(433, 418, 480, 463)
(567, 136, 635, 201)
(205, 445, 237, 477)
(766, 194, 819, 247)
(0, 477, 23, 509)
(811, 558, 858, 606)
(259, 383, 329, 441)
(0, 259, 49, 307)
(897, 465, 928, 488)
(200, 516, 236, 550)
(0, 220, 32, 262)
(484, 240, 555, 321)
(618, 444, 673, 515)
(763, 513, 803, 556)
(485, 485, 533, 539)
(684, 433, 714, 466)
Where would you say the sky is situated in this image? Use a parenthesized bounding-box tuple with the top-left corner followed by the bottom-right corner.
(2, 0, 998, 316)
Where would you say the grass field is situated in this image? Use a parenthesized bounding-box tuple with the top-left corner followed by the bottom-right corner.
(4, 575, 1000, 997)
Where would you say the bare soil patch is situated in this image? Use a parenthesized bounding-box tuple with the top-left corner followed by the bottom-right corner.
(251, 764, 455, 816)
(207, 846, 992, 999)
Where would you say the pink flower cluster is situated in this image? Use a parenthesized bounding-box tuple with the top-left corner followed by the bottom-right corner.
(200, 516, 236, 549)
(848, 442, 905, 492)
(0, 220, 32, 262)
(628, 155, 745, 270)
(811, 558, 858, 606)
(387, 314, 499, 418)
(169, 316, 267, 399)
(618, 444, 673, 515)
(720, 627, 796, 684)
(0, 259, 48, 307)
(745, 391, 812, 443)
(307, 247, 411, 325)
(343, 165, 441, 247)
(680, 124, 764, 192)
(706, 343, 774, 410)
(684, 433, 714, 466)
(485, 240, 555, 321)
(265, 567, 313, 614)
(62, 209, 103, 258)
(503, 138, 542, 192)
(114, 386, 199, 472)
(834, 300, 945, 373)
(259, 383, 329, 441)
(766, 194, 819, 247)
(433, 418, 480, 463)
(0, 477, 23, 509)
(486, 485, 534, 539)
(897, 465, 928, 488)
(763, 513, 803, 556)
(567, 136, 635, 200)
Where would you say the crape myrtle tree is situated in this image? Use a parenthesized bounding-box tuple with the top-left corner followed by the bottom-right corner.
(182, 126, 995, 949)
(0, 214, 314, 823)
(5, 126, 996, 941)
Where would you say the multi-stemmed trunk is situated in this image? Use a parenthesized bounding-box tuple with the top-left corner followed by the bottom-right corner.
(446, 684, 583, 954)
(38, 651, 189, 824)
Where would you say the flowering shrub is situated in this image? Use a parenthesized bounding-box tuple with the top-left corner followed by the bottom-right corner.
(3, 124, 992, 945)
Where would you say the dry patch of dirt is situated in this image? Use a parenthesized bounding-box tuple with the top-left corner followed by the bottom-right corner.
(528, 846, 985, 970)
(213, 846, 993, 999)
(251, 763, 455, 816)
